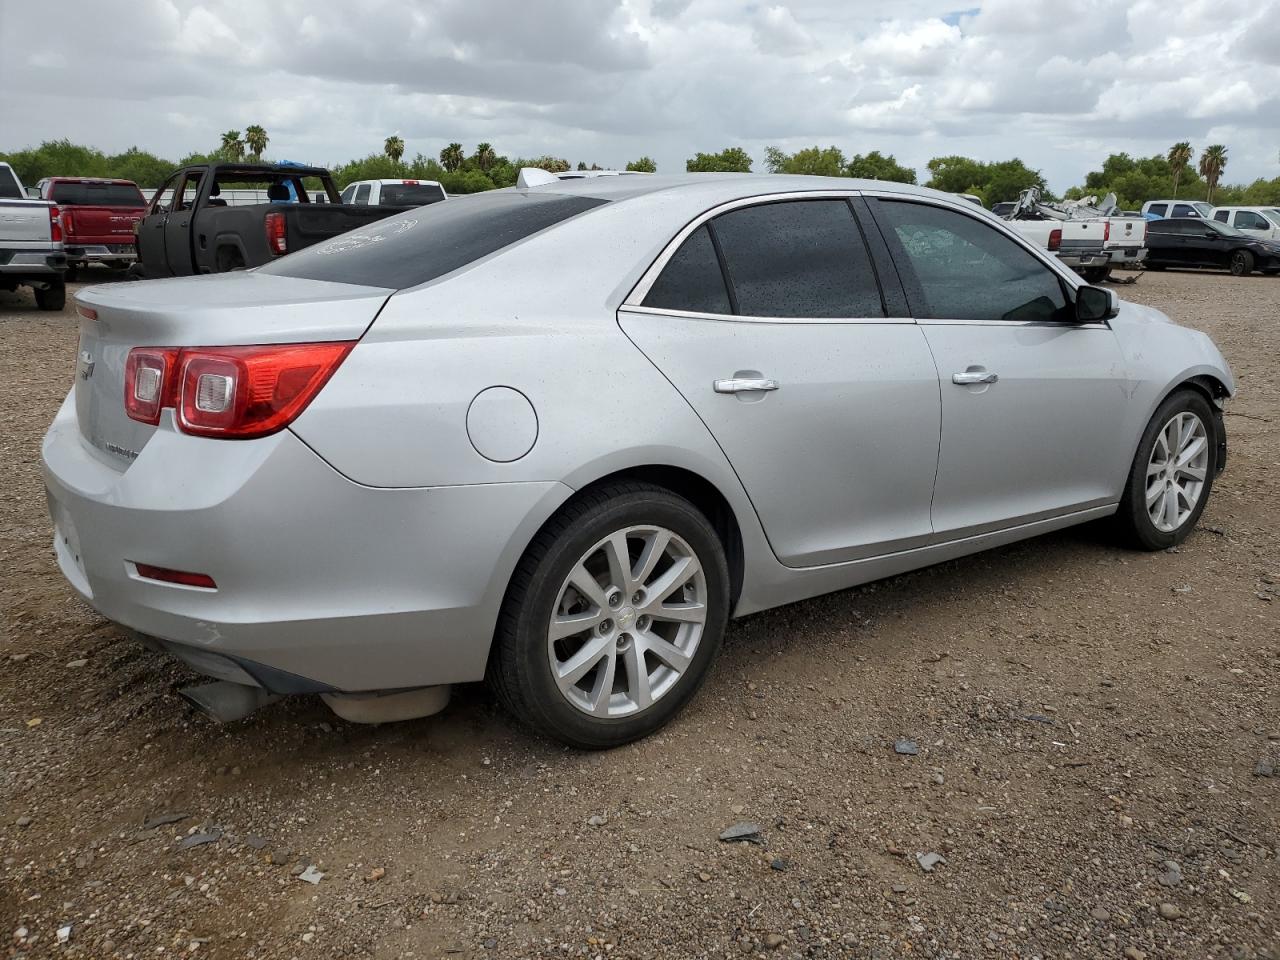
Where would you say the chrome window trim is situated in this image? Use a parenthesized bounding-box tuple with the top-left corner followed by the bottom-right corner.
(915, 317, 1109, 329)
(624, 189, 864, 309)
(619, 304, 915, 326)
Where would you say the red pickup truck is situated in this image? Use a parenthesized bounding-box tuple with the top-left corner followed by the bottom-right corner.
(36, 178, 146, 279)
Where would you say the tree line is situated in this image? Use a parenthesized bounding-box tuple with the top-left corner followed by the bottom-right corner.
(3, 136, 1276, 209)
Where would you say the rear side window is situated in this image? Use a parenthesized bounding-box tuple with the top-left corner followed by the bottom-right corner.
(258, 192, 608, 289)
(354, 184, 371, 204)
(712, 200, 883, 318)
(1147, 203, 1168, 217)
(0, 168, 25, 199)
(643, 225, 731, 314)
(340, 184, 356, 204)
(49, 182, 146, 206)
(1213, 210, 1229, 222)
(875, 199, 1068, 323)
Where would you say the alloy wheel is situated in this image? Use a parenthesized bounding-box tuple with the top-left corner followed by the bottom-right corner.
(1146, 411, 1209, 533)
(547, 525, 707, 717)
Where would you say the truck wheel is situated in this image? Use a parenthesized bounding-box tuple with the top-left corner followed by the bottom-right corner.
(1079, 266, 1109, 283)
(1229, 251, 1254, 277)
(216, 248, 246, 272)
(35, 282, 66, 312)
(63, 265, 78, 283)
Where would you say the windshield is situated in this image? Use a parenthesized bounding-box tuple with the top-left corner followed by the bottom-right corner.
(380, 183, 446, 206)
(257, 191, 608, 289)
(1192, 202, 1216, 218)
(48, 182, 145, 206)
(1265, 210, 1280, 228)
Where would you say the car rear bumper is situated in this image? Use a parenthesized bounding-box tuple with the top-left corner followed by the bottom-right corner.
(1107, 247, 1147, 266)
(1057, 251, 1109, 268)
(0, 248, 67, 278)
(41, 393, 569, 692)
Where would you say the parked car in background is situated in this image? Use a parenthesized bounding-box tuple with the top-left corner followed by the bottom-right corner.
(1144, 217, 1280, 276)
(0, 161, 67, 310)
(36, 178, 146, 280)
(134, 163, 404, 278)
(339, 179, 448, 207)
(556, 170, 648, 180)
(1211, 206, 1280, 242)
(45, 174, 1233, 747)
(1142, 200, 1216, 219)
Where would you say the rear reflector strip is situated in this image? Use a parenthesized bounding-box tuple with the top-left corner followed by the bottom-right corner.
(75, 305, 97, 321)
(132, 563, 217, 589)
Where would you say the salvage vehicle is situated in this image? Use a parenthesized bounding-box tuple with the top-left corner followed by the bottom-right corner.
(43, 174, 1233, 748)
(0, 161, 67, 310)
(1001, 188, 1146, 282)
(133, 163, 402, 278)
(1144, 217, 1280, 276)
(1211, 206, 1280, 242)
(36, 177, 146, 279)
(340, 179, 448, 206)
(1141, 199, 1216, 219)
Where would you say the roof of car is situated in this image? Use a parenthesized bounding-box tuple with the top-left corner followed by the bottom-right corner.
(519, 172, 962, 208)
(186, 162, 330, 177)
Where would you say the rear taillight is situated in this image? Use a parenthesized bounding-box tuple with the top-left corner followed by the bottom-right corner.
(124, 342, 354, 439)
(62, 209, 74, 236)
(1103, 220, 1111, 242)
(1048, 228, 1062, 252)
(133, 563, 217, 590)
(49, 205, 62, 243)
(75, 304, 97, 322)
(265, 211, 287, 255)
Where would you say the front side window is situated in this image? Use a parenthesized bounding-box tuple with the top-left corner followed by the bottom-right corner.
(1172, 204, 1199, 218)
(876, 199, 1068, 323)
(643, 225, 731, 315)
(1235, 211, 1268, 230)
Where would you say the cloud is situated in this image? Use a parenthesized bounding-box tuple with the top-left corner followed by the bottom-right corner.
(1, 0, 1278, 191)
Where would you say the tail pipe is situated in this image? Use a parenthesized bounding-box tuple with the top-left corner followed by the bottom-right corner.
(180, 681, 282, 724)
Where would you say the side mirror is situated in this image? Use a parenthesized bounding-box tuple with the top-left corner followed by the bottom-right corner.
(1076, 284, 1118, 323)
(1204, 231, 1218, 240)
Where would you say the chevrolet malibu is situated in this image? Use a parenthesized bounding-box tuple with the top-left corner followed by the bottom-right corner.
(43, 175, 1233, 748)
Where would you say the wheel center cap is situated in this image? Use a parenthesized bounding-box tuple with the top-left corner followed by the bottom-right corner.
(616, 605, 637, 630)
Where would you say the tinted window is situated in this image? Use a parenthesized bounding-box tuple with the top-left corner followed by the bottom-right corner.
(1172, 204, 1199, 218)
(876, 200, 1068, 323)
(340, 185, 356, 204)
(48, 182, 145, 206)
(0, 167, 21, 199)
(258, 192, 608, 289)
(1235, 211, 1268, 230)
(380, 183, 446, 206)
(1213, 210, 1229, 222)
(710, 200, 883, 318)
(643, 225, 731, 314)
(354, 184, 371, 204)
(1148, 203, 1168, 216)
(1146, 220, 1180, 235)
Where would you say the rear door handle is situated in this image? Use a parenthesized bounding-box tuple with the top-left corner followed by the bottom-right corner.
(952, 371, 998, 385)
(714, 378, 779, 394)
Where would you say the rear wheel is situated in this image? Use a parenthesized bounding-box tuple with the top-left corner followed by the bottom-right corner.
(34, 282, 66, 311)
(216, 247, 246, 272)
(490, 482, 730, 749)
(1079, 266, 1109, 283)
(1115, 390, 1217, 550)
(63, 265, 79, 283)
(1229, 250, 1254, 277)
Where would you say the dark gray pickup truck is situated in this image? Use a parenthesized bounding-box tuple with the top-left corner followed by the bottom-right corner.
(133, 163, 403, 279)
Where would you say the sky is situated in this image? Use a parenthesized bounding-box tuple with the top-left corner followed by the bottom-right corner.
(1, 0, 1278, 192)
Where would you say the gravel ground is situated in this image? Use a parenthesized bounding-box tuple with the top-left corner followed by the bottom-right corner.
(1, 268, 1277, 960)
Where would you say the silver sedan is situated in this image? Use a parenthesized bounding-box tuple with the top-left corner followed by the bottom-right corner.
(42, 174, 1233, 747)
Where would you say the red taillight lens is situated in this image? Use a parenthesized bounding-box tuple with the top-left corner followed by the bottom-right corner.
(49, 204, 63, 243)
(124, 342, 353, 438)
(1103, 221, 1110, 242)
(1048, 228, 1062, 252)
(124, 348, 180, 425)
(265, 211, 286, 255)
(133, 563, 217, 589)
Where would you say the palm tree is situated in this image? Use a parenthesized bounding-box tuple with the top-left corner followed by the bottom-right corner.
(1167, 141, 1192, 198)
(1198, 145, 1228, 202)
(440, 142, 465, 172)
(474, 142, 496, 172)
(220, 130, 244, 161)
(384, 135, 405, 163)
(244, 125, 269, 162)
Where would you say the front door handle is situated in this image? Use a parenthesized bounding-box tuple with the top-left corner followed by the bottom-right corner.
(714, 378, 779, 394)
(952, 371, 999, 385)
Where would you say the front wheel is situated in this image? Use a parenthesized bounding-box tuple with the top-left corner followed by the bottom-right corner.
(1229, 250, 1254, 277)
(1115, 390, 1218, 550)
(490, 482, 730, 749)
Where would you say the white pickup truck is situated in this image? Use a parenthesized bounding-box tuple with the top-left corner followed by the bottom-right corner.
(339, 179, 448, 207)
(0, 162, 68, 310)
(998, 189, 1147, 282)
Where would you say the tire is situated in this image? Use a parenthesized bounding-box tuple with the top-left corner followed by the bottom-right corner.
(490, 482, 730, 749)
(1079, 266, 1109, 284)
(63, 265, 78, 283)
(1115, 390, 1218, 550)
(34, 282, 66, 312)
(1229, 250, 1254, 277)
(216, 248, 246, 272)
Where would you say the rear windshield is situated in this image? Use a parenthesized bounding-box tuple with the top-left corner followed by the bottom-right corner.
(49, 182, 145, 206)
(258, 191, 608, 289)
(380, 183, 446, 206)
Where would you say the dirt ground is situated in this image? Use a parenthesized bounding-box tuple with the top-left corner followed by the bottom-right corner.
(2, 268, 1277, 960)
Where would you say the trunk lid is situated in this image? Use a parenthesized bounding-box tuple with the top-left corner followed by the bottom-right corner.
(64, 204, 145, 244)
(73, 271, 392, 469)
